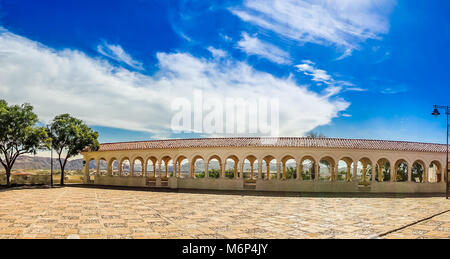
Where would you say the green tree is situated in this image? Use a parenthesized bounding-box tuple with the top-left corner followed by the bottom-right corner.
(305, 131, 327, 138)
(47, 114, 99, 185)
(0, 100, 49, 186)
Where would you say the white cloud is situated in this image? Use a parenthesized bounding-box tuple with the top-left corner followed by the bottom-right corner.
(97, 42, 143, 70)
(296, 60, 364, 93)
(231, 0, 395, 52)
(207, 46, 227, 58)
(237, 32, 291, 65)
(0, 30, 349, 137)
(296, 60, 333, 84)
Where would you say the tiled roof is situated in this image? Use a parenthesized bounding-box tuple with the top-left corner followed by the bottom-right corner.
(85, 137, 448, 153)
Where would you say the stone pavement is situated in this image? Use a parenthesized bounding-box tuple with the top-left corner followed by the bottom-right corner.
(0, 186, 448, 239)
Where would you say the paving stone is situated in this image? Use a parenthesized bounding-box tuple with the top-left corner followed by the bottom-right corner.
(0, 187, 448, 239)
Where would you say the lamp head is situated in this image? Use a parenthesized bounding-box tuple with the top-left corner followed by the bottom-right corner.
(432, 108, 441, 117)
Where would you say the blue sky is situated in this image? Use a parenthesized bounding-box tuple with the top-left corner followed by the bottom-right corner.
(0, 0, 449, 144)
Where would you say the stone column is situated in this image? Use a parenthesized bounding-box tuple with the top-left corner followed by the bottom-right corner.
(407, 164, 412, 182)
(276, 162, 281, 180)
(266, 161, 270, 180)
(119, 161, 123, 176)
(391, 163, 396, 182)
(173, 162, 177, 178)
(371, 161, 376, 182)
(346, 164, 351, 182)
(423, 166, 428, 183)
(205, 162, 209, 178)
(314, 163, 319, 181)
(331, 164, 336, 181)
(297, 163, 303, 181)
(258, 160, 262, 180)
(220, 163, 225, 178)
(143, 161, 147, 178)
(362, 164, 367, 182)
(250, 162, 254, 179)
(130, 161, 135, 177)
(96, 160, 100, 176)
(157, 161, 162, 178)
(107, 161, 112, 177)
(239, 162, 244, 179)
(282, 162, 286, 180)
(84, 160, 89, 183)
(234, 162, 238, 179)
(352, 164, 357, 182)
(378, 163, 383, 182)
(164, 162, 169, 178)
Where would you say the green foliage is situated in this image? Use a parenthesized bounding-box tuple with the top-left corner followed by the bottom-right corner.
(396, 163, 408, 182)
(47, 114, 99, 185)
(0, 100, 49, 185)
(195, 171, 205, 178)
(285, 166, 296, 179)
(225, 169, 235, 179)
(411, 162, 424, 183)
(208, 168, 220, 178)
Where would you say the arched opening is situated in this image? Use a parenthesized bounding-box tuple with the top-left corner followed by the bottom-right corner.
(175, 156, 189, 178)
(161, 156, 173, 178)
(207, 155, 222, 179)
(281, 156, 296, 180)
(411, 160, 425, 183)
(87, 158, 96, 181)
(132, 157, 144, 177)
(376, 158, 391, 182)
(243, 155, 258, 179)
(110, 158, 119, 176)
(262, 155, 277, 180)
(225, 155, 239, 179)
(300, 156, 315, 181)
(357, 158, 372, 183)
(98, 158, 107, 176)
(191, 156, 205, 178)
(319, 156, 335, 181)
(337, 157, 352, 181)
(394, 159, 408, 182)
(146, 157, 157, 178)
(120, 158, 131, 176)
(429, 161, 442, 183)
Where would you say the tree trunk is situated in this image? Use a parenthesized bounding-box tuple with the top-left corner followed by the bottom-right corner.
(60, 168, 65, 185)
(58, 157, 65, 186)
(5, 168, 11, 186)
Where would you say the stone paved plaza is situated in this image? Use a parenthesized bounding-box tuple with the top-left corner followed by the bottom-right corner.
(0, 186, 449, 239)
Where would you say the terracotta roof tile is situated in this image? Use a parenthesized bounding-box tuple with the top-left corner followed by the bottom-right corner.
(84, 137, 448, 153)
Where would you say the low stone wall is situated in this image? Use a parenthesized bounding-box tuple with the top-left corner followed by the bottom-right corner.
(88, 176, 446, 194)
(93, 176, 147, 187)
(0, 175, 51, 185)
(175, 178, 244, 191)
(370, 182, 446, 193)
(256, 180, 360, 193)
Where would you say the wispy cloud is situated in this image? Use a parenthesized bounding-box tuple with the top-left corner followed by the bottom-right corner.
(296, 60, 363, 93)
(296, 60, 333, 84)
(231, 0, 396, 56)
(97, 42, 144, 70)
(237, 32, 291, 65)
(207, 46, 227, 58)
(0, 30, 349, 137)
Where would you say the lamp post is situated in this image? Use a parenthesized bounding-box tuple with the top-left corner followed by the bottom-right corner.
(432, 105, 449, 199)
(47, 125, 53, 188)
(50, 138, 53, 188)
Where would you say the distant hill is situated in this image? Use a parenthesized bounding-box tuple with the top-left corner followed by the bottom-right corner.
(11, 155, 87, 171)
(10, 156, 311, 172)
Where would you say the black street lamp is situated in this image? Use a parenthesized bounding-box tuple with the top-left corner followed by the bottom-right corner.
(431, 105, 449, 199)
